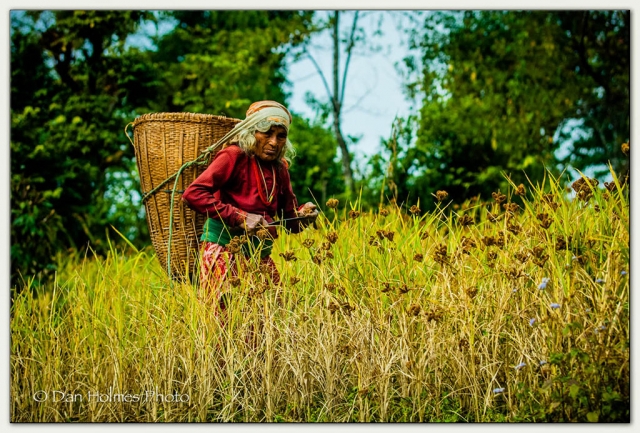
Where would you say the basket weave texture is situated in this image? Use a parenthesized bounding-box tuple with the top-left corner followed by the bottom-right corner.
(131, 112, 241, 279)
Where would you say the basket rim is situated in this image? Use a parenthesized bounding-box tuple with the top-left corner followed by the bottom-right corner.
(132, 112, 241, 128)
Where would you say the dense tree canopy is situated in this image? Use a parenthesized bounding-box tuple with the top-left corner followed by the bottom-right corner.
(388, 10, 629, 207)
(11, 11, 156, 282)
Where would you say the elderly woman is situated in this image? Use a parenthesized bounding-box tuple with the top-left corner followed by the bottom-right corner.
(182, 100, 318, 310)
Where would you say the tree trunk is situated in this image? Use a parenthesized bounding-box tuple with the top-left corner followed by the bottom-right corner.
(332, 11, 355, 196)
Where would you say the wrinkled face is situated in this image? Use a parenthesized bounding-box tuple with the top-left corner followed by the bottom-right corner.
(254, 125, 287, 161)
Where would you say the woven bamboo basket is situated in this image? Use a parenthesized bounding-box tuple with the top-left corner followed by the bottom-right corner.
(129, 112, 241, 280)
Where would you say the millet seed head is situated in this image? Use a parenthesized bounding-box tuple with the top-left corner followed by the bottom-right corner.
(279, 251, 297, 261)
(487, 211, 501, 223)
(434, 190, 449, 202)
(492, 191, 507, 203)
(503, 202, 520, 214)
(326, 198, 339, 209)
(407, 304, 421, 316)
(621, 142, 629, 155)
(226, 241, 243, 254)
(458, 214, 474, 227)
(256, 228, 271, 240)
(326, 231, 339, 244)
(507, 220, 521, 235)
(572, 177, 599, 201)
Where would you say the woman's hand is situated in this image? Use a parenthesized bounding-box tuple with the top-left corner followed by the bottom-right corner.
(244, 213, 269, 235)
(298, 202, 319, 226)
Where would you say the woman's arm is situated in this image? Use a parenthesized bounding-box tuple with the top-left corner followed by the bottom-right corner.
(278, 165, 318, 233)
(182, 147, 247, 227)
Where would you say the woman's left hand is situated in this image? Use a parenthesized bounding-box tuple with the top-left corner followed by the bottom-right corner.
(297, 202, 319, 226)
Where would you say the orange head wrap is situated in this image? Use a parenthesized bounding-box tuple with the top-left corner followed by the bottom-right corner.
(245, 100, 292, 130)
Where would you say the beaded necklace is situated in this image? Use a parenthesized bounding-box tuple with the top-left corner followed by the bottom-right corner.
(252, 157, 276, 205)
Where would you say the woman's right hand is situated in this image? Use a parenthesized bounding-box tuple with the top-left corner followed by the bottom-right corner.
(243, 213, 268, 235)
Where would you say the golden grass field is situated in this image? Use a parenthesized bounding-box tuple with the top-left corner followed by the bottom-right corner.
(10, 172, 629, 422)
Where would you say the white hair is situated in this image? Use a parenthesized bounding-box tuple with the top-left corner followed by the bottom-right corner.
(235, 119, 296, 165)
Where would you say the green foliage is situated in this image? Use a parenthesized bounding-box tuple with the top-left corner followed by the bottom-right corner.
(11, 10, 155, 284)
(287, 114, 345, 207)
(553, 11, 630, 178)
(145, 10, 314, 117)
(397, 11, 629, 207)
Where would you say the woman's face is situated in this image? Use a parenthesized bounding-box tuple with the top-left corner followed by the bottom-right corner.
(254, 125, 287, 161)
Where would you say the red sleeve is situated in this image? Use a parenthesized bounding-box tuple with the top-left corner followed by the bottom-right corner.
(182, 147, 247, 227)
(277, 164, 304, 233)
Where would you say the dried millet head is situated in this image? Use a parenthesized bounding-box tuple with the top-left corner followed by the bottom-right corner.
(407, 304, 421, 316)
(503, 202, 520, 214)
(621, 142, 629, 155)
(434, 190, 449, 202)
(572, 177, 599, 201)
(507, 220, 521, 235)
(326, 198, 339, 209)
(256, 228, 270, 240)
(458, 214, 474, 226)
(226, 240, 243, 254)
(492, 191, 507, 203)
(487, 211, 501, 223)
(279, 251, 297, 261)
(326, 231, 339, 244)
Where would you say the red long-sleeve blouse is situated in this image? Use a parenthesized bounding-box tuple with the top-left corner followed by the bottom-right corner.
(182, 145, 303, 234)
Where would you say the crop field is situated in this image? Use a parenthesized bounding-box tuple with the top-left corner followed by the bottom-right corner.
(10, 173, 629, 422)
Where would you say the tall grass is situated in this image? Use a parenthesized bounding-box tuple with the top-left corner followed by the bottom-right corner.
(10, 172, 629, 422)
